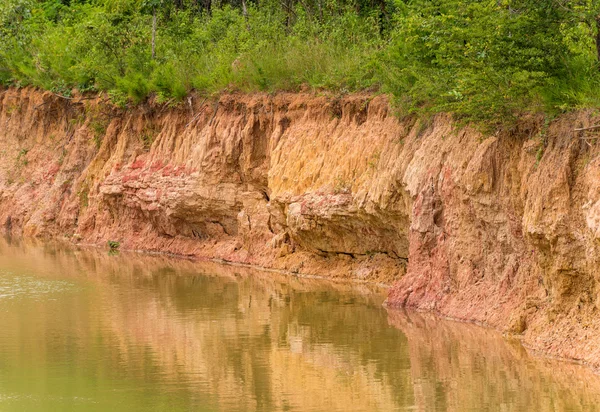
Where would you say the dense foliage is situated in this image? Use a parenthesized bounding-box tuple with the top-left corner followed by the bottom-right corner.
(2, 0, 600, 124)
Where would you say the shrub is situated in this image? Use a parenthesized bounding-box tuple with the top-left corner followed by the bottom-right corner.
(2, 0, 600, 125)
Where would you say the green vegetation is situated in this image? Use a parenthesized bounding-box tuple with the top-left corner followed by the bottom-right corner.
(2, 0, 600, 125)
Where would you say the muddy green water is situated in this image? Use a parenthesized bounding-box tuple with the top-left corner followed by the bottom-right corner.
(0, 238, 599, 411)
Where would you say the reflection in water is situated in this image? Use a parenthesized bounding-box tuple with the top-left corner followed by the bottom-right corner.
(0, 237, 598, 411)
(389, 311, 600, 411)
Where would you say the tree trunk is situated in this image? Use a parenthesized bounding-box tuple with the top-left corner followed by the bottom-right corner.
(241, 0, 248, 18)
(318, 0, 323, 22)
(152, 7, 157, 59)
(596, 15, 600, 69)
(378, 0, 387, 36)
(283, 0, 294, 28)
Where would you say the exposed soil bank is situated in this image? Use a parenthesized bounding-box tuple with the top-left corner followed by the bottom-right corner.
(2, 87, 600, 368)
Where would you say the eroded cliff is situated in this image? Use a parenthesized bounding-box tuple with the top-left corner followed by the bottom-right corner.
(1, 87, 600, 367)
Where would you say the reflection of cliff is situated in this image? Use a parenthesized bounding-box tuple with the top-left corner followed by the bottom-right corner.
(0, 239, 413, 411)
(95, 258, 414, 411)
(3, 239, 600, 411)
(388, 310, 600, 412)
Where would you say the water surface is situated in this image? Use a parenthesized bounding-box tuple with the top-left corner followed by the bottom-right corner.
(0, 238, 599, 411)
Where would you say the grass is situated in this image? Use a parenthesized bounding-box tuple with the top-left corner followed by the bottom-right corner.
(0, 3, 381, 103)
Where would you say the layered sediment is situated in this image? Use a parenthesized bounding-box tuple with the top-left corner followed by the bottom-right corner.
(1, 87, 600, 367)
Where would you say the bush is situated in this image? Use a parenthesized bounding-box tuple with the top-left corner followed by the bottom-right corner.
(2, 0, 600, 125)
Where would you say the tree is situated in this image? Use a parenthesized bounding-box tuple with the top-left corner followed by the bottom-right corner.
(142, 0, 163, 59)
(542, 0, 600, 68)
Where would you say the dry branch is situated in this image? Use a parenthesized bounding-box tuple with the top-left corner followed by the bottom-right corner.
(574, 124, 600, 132)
